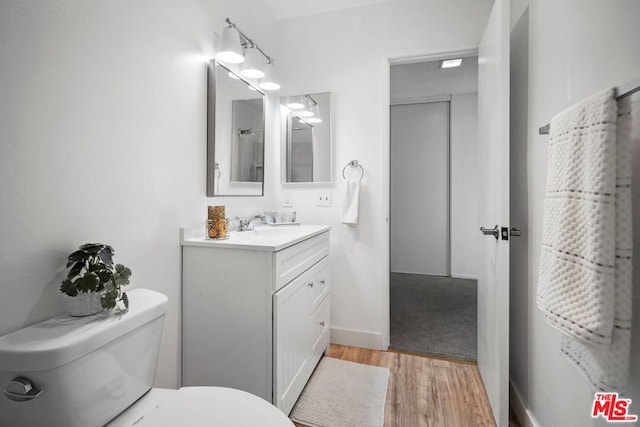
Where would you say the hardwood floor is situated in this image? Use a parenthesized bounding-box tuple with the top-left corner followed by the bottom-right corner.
(294, 344, 496, 427)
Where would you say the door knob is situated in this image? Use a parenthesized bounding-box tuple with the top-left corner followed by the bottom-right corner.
(480, 225, 500, 240)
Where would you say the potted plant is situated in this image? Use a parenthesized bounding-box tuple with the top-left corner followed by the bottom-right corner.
(60, 243, 131, 316)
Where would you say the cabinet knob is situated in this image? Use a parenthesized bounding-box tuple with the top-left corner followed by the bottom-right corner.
(308, 282, 314, 288)
(320, 321, 325, 327)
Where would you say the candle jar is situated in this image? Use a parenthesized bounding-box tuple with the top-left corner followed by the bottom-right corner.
(207, 218, 229, 239)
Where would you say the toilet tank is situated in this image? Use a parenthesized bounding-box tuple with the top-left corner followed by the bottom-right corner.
(0, 288, 168, 427)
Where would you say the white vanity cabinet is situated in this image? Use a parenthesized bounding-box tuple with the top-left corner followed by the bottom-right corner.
(181, 225, 330, 415)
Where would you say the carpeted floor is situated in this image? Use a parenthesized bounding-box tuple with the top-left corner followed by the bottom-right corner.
(390, 273, 477, 362)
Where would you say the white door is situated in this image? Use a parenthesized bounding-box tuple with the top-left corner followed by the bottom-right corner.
(477, 0, 510, 425)
(390, 101, 450, 276)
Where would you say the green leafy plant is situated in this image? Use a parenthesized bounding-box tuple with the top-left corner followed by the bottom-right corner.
(60, 243, 131, 310)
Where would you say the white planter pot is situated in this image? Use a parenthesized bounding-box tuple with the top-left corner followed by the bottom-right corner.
(63, 291, 104, 317)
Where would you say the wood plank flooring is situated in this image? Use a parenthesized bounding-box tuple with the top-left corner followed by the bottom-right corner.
(294, 344, 496, 427)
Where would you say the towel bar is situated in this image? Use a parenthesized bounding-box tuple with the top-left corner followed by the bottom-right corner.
(538, 75, 640, 135)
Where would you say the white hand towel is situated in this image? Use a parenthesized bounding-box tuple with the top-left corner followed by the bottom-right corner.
(342, 179, 361, 226)
(537, 88, 633, 390)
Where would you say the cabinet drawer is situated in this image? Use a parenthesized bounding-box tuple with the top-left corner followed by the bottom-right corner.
(273, 231, 329, 291)
(311, 296, 330, 356)
(309, 258, 330, 313)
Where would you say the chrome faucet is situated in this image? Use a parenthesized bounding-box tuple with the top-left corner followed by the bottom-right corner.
(237, 214, 264, 231)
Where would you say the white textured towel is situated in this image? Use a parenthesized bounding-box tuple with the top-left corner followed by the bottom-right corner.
(342, 178, 361, 225)
(537, 89, 633, 390)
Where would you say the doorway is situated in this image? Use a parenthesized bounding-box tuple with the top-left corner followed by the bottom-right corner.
(389, 56, 479, 362)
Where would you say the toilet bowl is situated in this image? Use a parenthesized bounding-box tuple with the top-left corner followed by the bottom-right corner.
(0, 289, 293, 427)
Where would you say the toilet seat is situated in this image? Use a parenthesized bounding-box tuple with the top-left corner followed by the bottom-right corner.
(109, 387, 294, 427)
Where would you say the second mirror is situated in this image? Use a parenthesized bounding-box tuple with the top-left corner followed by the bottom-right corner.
(281, 92, 331, 183)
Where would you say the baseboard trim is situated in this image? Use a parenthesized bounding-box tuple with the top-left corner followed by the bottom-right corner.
(510, 381, 541, 427)
(330, 327, 385, 350)
(390, 271, 478, 280)
(451, 274, 478, 280)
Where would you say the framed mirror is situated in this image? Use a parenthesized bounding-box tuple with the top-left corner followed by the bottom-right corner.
(280, 92, 331, 183)
(207, 60, 265, 196)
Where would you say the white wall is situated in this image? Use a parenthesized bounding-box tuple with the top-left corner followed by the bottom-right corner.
(510, 1, 640, 426)
(272, 0, 492, 348)
(450, 93, 478, 279)
(0, 0, 280, 388)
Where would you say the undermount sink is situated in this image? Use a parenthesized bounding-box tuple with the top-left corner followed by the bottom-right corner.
(247, 226, 302, 237)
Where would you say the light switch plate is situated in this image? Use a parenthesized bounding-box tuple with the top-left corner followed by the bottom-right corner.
(283, 192, 293, 208)
(316, 192, 332, 207)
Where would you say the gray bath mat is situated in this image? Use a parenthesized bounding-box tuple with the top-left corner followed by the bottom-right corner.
(390, 273, 477, 362)
(290, 357, 389, 427)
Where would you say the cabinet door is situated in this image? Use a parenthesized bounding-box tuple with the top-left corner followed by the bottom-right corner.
(273, 272, 312, 415)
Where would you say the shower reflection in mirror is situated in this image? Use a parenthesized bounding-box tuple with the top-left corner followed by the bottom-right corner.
(280, 92, 331, 183)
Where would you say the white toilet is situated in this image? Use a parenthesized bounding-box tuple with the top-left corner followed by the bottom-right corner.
(0, 289, 293, 427)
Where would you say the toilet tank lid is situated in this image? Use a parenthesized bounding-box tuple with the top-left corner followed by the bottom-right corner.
(0, 288, 168, 372)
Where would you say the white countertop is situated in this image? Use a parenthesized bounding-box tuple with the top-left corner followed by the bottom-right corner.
(180, 224, 330, 252)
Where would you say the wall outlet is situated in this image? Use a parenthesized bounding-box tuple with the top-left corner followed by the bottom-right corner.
(283, 192, 293, 208)
(316, 192, 332, 207)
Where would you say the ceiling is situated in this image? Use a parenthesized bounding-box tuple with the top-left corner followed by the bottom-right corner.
(263, 0, 394, 20)
(390, 56, 479, 101)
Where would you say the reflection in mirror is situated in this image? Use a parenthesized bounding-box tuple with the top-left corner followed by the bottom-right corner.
(281, 92, 331, 183)
(207, 60, 265, 196)
(287, 116, 313, 182)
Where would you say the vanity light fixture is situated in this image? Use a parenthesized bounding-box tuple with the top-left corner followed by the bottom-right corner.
(241, 45, 265, 79)
(441, 58, 463, 68)
(259, 62, 281, 91)
(297, 96, 314, 117)
(217, 24, 244, 64)
(216, 18, 279, 90)
(286, 96, 305, 110)
(283, 94, 323, 124)
(307, 104, 323, 123)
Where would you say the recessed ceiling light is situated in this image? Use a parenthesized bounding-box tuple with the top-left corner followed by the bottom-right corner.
(441, 58, 463, 68)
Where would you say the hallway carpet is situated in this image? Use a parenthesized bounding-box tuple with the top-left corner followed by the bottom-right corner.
(390, 273, 477, 362)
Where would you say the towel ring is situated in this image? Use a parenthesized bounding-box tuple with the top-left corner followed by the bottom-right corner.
(342, 160, 364, 181)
